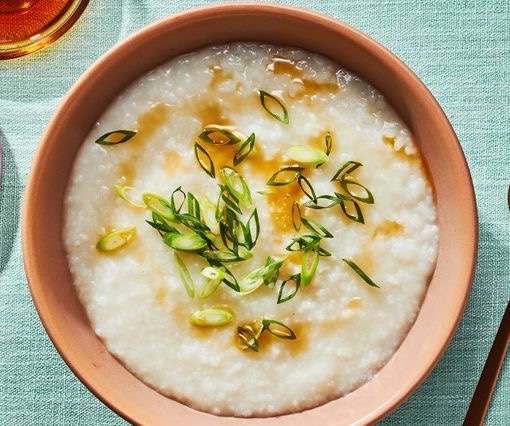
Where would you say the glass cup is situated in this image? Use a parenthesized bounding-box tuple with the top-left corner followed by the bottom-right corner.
(0, 0, 89, 59)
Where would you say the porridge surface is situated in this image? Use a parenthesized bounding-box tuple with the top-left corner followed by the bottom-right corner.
(64, 43, 438, 416)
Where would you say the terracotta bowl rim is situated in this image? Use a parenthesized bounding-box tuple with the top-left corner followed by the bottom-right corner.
(22, 3, 478, 425)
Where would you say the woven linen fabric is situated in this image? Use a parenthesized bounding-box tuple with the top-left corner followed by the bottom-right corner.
(0, 1, 508, 424)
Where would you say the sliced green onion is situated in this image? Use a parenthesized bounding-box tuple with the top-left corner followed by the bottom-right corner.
(96, 227, 136, 253)
(258, 90, 289, 124)
(220, 166, 252, 209)
(301, 217, 333, 238)
(331, 161, 362, 182)
(237, 321, 263, 351)
(241, 209, 260, 250)
(291, 201, 302, 231)
(202, 248, 252, 263)
(262, 256, 283, 288)
(199, 196, 219, 234)
(113, 184, 143, 207)
(186, 192, 201, 220)
(277, 274, 301, 304)
(297, 175, 317, 202)
(170, 187, 186, 214)
(324, 132, 333, 156)
(285, 234, 321, 252)
(198, 266, 226, 298)
(303, 194, 340, 209)
(146, 211, 178, 236)
(173, 252, 195, 297)
(164, 231, 207, 251)
(189, 308, 233, 327)
(198, 125, 243, 145)
(221, 265, 241, 292)
(285, 145, 328, 167)
(267, 165, 303, 186)
(95, 130, 136, 145)
(340, 179, 374, 204)
(194, 143, 215, 178)
(342, 258, 380, 288)
(238, 257, 283, 295)
(301, 247, 319, 287)
(233, 133, 256, 166)
(261, 319, 296, 339)
(336, 193, 365, 224)
(143, 193, 175, 222)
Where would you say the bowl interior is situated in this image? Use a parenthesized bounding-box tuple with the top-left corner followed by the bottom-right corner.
(23, 5, 477, 426)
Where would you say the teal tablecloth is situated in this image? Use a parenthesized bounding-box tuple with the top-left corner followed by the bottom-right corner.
(1, 1, 508, 424)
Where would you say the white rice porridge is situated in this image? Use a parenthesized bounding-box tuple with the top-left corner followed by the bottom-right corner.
(64, 43, 438, 416)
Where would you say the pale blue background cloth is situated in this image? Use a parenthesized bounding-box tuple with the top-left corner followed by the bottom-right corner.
(0, 1, 508, 424)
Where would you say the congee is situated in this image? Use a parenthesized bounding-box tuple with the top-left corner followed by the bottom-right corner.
(64, 43, 438, 416)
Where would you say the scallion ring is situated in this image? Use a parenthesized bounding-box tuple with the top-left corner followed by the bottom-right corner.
(95, 130, 136, 145)
(342, 258, 380, 288)
(277, 274, 301, 304)
(286, 145, 328, 167)
(233, 133, 256, 166)
(331, 160, 362, 182)
(267, 165, 303, 186)
(261, 319, 296, 339)
(164, 231, 208, 251)
(335, 193, 365, 224)
(173, 252, 195, 297)
(258, 90, 289, 124)
(194, 143, 215, 178)
(198, 125, 243, 145)
(291, 201, 302, 231)
(297, 174, 317, 202)
(301, 217, 333, 238)
(143, 193, 175, 222)
(96, 227, 136, 253)
(189, 308, 233, 327)
(340, 179, 374, 204)
(220, 166, 253, 209)
(301, 247, 320, 287)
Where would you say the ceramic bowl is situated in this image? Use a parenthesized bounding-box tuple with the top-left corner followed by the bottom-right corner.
(22, 4, 477, 425)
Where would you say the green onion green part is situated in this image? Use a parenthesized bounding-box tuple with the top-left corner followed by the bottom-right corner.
(220, 166, 253, 209)
(96, 227, 136, 253)
(173, 252, 195, 297)
(297, 174, 317, 202)
(189, 308, 233, 327)
(198, 125, 243, 146)
(324, 132, 333, 156)
(261, 319, 296, 339)
(336, 193, 365, 224)
(331, 161, 362, 182)
(301, 247, 319, 287)
(301, 217, 333, 238)
(267, 165, 303, 186)
(286, 145, 328, 167)
(340, 179, 375, 204)
(342, 258, 380, 288)
(233, 133, 256, 166)
(95, 130, 136, 145)
(194, 143, 215, 178)
(143, 193, 175, 222)
(277, 274, 301, 304)
(291, 201, 302, 231)
(198, 266, 226, 298)
(258, 90, 289, 124)
(164, 231, 208, 251)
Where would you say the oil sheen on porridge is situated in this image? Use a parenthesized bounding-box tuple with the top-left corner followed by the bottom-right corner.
(64, 43, 438, 416)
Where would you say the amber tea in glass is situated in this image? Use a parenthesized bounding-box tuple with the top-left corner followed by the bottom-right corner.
(0, 0, 89, 59)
